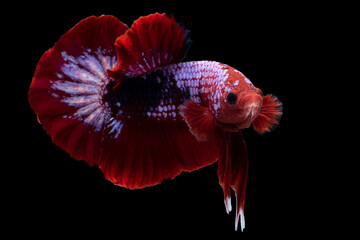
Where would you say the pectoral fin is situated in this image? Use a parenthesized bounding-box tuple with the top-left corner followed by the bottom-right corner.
(179, 101, 216, 142)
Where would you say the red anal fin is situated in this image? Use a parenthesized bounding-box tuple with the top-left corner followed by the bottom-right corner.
(252, 94, 283, 134)
(107, 13, 191, 84)
(179, 101, 216, 141)
(98, 121, 220, 189)
(217, 131, 249, 231)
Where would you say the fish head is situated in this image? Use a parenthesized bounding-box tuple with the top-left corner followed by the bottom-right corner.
(211, 68, 263, 132)
(220, 89, 263, 129)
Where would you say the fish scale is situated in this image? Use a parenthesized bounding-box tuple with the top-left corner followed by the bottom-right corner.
(102, 60, 231, 123)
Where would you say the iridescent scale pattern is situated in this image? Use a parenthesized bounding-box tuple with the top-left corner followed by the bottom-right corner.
(143, 60, 231, 121)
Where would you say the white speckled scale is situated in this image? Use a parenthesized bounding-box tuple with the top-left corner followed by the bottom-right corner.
(164, 61, 229, 102)
(149, 60, 232, 120)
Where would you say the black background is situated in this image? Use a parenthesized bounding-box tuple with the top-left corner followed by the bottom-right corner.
(8, 0, 322, 237)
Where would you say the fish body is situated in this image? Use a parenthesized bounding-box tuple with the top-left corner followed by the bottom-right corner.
(29, 13, 282, 232)
(103, 61, 252, 123)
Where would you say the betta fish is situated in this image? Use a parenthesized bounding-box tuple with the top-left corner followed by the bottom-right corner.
(28, 13, 282, 231)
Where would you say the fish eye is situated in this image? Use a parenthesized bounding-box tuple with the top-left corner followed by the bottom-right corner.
(227, 92, 237, 106)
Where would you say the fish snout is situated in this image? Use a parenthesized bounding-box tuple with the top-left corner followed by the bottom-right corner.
(244, 100, 261, 118)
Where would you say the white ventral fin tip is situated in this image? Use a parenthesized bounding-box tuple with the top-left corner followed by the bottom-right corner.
(235, 208, 245, 232)
(224, 196, 232, 214)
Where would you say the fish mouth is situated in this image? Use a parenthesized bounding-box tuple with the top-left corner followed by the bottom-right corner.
(237, 108, 259, 128)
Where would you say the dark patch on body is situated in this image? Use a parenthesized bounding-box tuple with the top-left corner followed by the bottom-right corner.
(103, 70, 191, 119)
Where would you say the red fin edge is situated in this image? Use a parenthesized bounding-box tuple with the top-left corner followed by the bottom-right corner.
(28, 15, 128, 167)
(98, 121, 221, 189)
(107, 13, 191, 84)
(252, 94, 283, 134)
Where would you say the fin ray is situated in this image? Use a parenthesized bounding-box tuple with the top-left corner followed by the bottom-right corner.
(179, 101, 216, 141)
(107, 13, 191, 84)
(98, 121, 220, 189)
(252, 94, 283, 134)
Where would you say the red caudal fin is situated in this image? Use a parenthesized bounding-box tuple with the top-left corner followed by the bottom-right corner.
(29, 15, 128, 166)
(28, 15, 128, 162)
(179, 101, 216, 141)
(252, 94, 283, 134)
(107, 13, 191, 84)
(217, 131, 248, 231)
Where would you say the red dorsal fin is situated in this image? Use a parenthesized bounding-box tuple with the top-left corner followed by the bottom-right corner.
(179, 101, 216, 141)
(252, 94, 283, 134)
(107, 13, 191, 84)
